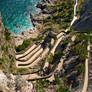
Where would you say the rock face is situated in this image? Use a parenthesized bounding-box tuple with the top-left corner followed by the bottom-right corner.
(73, 0, 92, 32)
(0, 14, 5, 58)
(36, 2, 47, 10)
(0, 71, 33, 92)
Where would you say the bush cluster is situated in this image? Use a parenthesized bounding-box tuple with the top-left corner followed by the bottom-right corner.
(15, 39, 30, 52)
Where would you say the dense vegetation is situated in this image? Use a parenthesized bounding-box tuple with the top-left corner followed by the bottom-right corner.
(43, 0, 74, 32)
(33, 78, 70, 92)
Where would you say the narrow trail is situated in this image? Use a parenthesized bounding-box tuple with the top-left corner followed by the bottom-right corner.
(16, 31, 64, 61)
(20, 42, 71, 81)
(87, 44, 92, 92)
(47, 57, 64, 81)
(65, 0, 78, 33)
(16, 48, 43, 65)
(70, 0, 78, 26)
(20, 56, 65, 81)
(82, 42, 90, 92)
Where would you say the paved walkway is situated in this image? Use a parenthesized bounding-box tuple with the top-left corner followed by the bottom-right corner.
(82, 42, 90, 92)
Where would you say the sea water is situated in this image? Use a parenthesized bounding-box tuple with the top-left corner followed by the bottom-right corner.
(0, 0, 41, 34)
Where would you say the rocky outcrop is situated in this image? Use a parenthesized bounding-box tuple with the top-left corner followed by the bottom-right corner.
(31, 0, 56, 25)
(0, 70, 33, 92)
(36, 0, 56, 14)
(36, 2, 47, 10)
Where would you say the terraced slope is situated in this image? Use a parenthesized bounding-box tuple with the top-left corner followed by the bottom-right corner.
(16, 31, 65, 68)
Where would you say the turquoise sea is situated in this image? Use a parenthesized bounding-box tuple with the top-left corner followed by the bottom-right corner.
(0, 0, 41, 34)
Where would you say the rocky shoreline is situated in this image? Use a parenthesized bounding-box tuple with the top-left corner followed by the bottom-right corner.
(12, 0, 55, 46)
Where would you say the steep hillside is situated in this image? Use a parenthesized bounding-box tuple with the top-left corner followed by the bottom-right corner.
(0, 14, 16, 73)
(73, 0, 92, 32)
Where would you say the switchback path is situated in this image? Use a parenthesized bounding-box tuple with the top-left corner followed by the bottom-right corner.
(15, 0, 79, 82)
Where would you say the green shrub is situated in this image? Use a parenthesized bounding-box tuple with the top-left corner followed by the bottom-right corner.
(62, 39, 72, 48)
(55, 77, 61, 84)
(47, 53, 53, 63)
(54, 52, 64, 59)
(1, 45, 8, 52)
(17, 68, 29, 73)
(33, 37, 43, 41)
(90, 36, 92, 44)
(56, 86, 70, 92)
(15, 39, 30, 52)
(5, 28, 11, 40)
(78, 64, 85, 73)
(53, 35, 57, 40)
(0, 55, 7, 63)
(71, 39, 88, 60)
